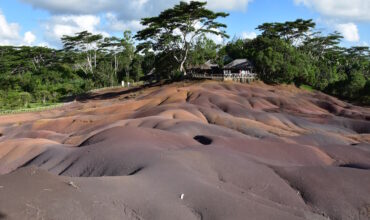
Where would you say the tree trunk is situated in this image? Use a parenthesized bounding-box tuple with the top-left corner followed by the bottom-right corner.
(180, 48, 189, 76)
(115, 54, 118, 78)
(87, 54, 93, 73)
(32, 60, 37, 71)
(126, 70, 129, 81)
(180, 60, 187, 76)
(94, 51, 97, 68)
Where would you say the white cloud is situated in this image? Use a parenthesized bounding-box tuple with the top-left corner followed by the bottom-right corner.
(22, 0, 252, 17)
(241, 31, 257, 39)
(0, 11, 21, 45)
(294, 1, 369, 46)
(335, 23, 360, 42)
(25, 0, 241, 47)
(207, 33, 224, 44)
(105, 13, 143, 32)
(294, 0, 370, 22)
(37, 42, 51, 47)
(0, 11, 37, 46)
(206, 0, 252, 11)
(24, 31, 36, 45)
(43, 15, 109, 46)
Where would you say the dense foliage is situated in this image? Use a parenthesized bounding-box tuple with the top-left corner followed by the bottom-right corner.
(1, 1, 369, 111)
(224, 19, 370, 104)
(0, 31, 145, 110)
(135, 1, 228, 76)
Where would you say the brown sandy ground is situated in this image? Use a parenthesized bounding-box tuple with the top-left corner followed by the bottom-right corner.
(0, 80, 369, 220)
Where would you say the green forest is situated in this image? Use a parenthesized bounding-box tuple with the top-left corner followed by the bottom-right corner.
(0, 1, 369, 111)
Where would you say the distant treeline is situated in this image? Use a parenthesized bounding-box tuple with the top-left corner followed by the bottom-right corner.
(0, 31, 154, 110)
(0, 1, 369, 110)
(224, 19, 370, 105)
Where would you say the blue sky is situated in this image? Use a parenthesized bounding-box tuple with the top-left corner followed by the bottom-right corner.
(0, 0, 369, 48)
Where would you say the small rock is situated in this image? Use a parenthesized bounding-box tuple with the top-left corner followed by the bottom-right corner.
(68, 181, 79, 189)
(180, 193, 185, 200)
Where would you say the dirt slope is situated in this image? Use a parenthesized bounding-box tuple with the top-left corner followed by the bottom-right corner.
(0, 80, 369, 220)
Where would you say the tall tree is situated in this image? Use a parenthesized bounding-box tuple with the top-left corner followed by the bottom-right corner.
(188, 35, 220, 66)
(135, 1, 229, 76)
(130, 54, 144, 82)
(257, 19, 316, 46)
(61, 31, 103, 75)
(121, 31, 135, 81)
(224, 38, 250, 61)
(100, 36, 124, 85)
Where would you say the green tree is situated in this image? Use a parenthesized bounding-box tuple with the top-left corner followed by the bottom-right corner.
(61, 31, 103, 75)
(121, 31, 135, 81)
(130, 55, 144, 82)
(19, 92, 32, 107)
(247, 37, 306, 84)
(225, 38, 251, 61)
(188, 35, 220, 66)
(257, 19, 316, 45)
(100, 36, 124, 85)
(135, 1, 229, 76)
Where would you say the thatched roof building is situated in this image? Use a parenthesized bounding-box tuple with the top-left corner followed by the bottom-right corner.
(188, 60, 221, 74)
(224, 59, 254, 72)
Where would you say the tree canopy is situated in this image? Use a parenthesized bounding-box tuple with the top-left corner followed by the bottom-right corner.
(135, 1, 229, 76)
(1, 3, 370, 111)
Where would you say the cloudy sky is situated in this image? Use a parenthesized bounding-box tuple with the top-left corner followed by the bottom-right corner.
(0, 0, 369, 48)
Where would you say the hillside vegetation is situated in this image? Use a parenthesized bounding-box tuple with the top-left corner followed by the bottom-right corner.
(0, 1, 369, 111)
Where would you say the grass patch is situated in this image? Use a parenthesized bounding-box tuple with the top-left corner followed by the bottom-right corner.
(300, 85, 315, 92)
(0, 102, 65, 115)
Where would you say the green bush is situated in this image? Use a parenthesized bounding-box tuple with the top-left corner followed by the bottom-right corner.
(359, 96, 370, 106)
(19, 92, 32, 107)
(344, 71, 366, 98)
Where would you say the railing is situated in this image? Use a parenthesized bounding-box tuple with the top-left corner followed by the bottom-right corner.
(191, 74, 225, 79)
(88, 85, 125, 93)
(88, 82, 144, 93)
(191, 73, 256, 83)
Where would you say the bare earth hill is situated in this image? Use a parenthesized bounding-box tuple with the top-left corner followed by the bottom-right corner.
(0, 81, 370, 220)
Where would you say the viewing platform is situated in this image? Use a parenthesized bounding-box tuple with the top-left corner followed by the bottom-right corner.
(191, 73, 257, 83)
(189, 59, 257, 84)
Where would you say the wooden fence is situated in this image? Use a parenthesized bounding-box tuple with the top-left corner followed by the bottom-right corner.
(191, 73, 256, 83)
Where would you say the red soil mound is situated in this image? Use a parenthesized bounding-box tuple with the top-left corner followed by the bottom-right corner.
(0, 80, 369, 220)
